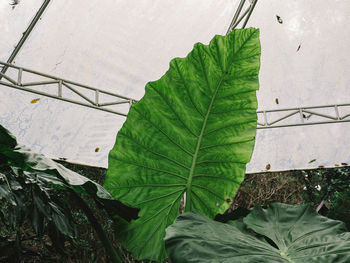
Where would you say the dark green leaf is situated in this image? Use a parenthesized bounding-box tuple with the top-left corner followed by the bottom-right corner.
(0, 183, 16, 205)
(214, 206, 250, 223)
(33, 193, 50, 218)
(0, 125, 16, 150)
(31, 206, 44, 235)
(165, 203, 350, 263)
(0, 125, 139, 222)
(51, 209, 75, 238)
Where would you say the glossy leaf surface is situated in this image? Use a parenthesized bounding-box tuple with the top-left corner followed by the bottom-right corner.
(105, 28, 261, 261)
(165, 203, 350, 263)
(0, 125, 138, 222)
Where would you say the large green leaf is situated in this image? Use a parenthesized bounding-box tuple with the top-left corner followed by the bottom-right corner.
(105, 28, 261, 261)
(165, 203, 350, 263)
(0, 125, 138, 222)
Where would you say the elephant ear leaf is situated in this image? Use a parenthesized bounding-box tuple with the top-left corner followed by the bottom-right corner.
(104, 28, 261, 261)
(165, 203, 350, 263)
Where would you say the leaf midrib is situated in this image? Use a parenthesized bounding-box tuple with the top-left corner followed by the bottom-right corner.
(184, 69, 227, 211)
(184, 30, 256, 212)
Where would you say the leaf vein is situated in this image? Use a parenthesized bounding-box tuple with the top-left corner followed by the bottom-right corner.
(199, 138, 255, 150)
(192, 184, 224, 200)
(203, 120, 256, 137)
(150, 83, 199, 138)
(119, 131, 191, 171)
(174, 59, 205, 117)
(111, 157, 187, 181)
(133, 107, 194, 157)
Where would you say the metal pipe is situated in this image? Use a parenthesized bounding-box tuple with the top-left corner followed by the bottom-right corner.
(263, 111, 268, 126)
(341, 113, 350, 120)
(335, 105, 340, 120)
(299, 109, 304, 123)
(242, 0, 258, 29)
(302, 109, 337, 120)
(267, 110, 299, 125)
(0, 72, 17, 85)
(95, 90, 99, 105)
(0, 0, 51, 79)
(62, 82, 96, 105)
(226, 0, 246, 34)
(58, 80, 62, 97)
(0, 61, 136, 101)
(257, 103, 350, 113)
(0, 80, 127, 117)
(99, 101, 130, 107)
(230, 7, 250, 30)
(22, 80, 58, 87)
(257, 119, 350, 129)
(17, 68, 22, 85)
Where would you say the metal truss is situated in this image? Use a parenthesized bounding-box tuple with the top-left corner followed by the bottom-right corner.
(2, 61, 350, 129)
(0, 61, 135, 117)
(257, 104, 350, 129)
(0, 0, 262, 118)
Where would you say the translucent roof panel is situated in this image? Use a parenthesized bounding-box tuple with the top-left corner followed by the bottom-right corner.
(0, 0, 43, 61)
(248, 0, 350, 109)
(1, 0, 239, 167)
(244, 0, 350, 172)
(1, 1, 350, 172)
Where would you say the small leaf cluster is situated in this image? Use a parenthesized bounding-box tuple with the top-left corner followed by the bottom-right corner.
(0, 153, 77, 258)
(301, 167, 350, 227)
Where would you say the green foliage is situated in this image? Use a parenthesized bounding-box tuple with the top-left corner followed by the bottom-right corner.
(0, 125, 138, 222)
(105, 28, 261, 261)
(0, 167, 76, 238)
(165, 203, 350, 263)
(328, 191, 350, 230)
(0, 149, 77, 257)
(300, 167, 350, 228)
(302, 167, 350, 205)
(0, 125, 138, 262)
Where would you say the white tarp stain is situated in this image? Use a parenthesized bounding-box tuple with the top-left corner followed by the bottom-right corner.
(1, 0, 349, 172)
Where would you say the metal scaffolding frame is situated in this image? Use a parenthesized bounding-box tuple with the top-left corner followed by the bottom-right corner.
(257, 104, 350, 129)
(2, 60, 350, 129)
(0, 61, 134, 117)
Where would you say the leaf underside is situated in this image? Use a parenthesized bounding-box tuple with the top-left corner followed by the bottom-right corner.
(165, 203, 350, 263)
(105, 28, 261, 261)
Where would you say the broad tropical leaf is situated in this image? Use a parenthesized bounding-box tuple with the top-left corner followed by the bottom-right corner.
(105, 28, 261, 261)
(165, 203, 350, 263)
(0, 125, 138, 222)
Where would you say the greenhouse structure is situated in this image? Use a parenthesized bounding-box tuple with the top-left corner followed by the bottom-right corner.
(1, 1, 350, 262)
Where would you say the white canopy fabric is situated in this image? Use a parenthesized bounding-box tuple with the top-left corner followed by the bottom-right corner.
(1, 0, 349, 172)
